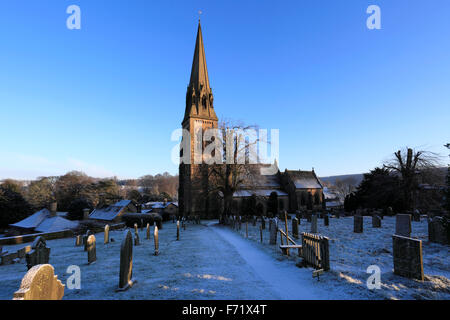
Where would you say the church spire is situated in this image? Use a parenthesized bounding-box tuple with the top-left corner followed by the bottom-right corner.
(183, 21, 217, 124)
(189, 20, 210, 91)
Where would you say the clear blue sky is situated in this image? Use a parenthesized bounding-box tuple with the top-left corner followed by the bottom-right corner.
(0, 0, 449, 180)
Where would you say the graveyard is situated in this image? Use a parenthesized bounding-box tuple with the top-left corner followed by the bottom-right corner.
(1, 215, 449, 300)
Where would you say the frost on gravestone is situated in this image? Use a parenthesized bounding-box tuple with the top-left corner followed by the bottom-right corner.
(392, 235, 424, 281)
(13, 264, 65, 300)
(87, 235, 96, 265)
(395, 214, 411, 237)
(26, 236, 50, 270)
(117, 230, 136, 291)
(83, 230, 94, 251)
(354, 215, 363, 233)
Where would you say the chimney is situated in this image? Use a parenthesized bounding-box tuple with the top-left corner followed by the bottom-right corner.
(83, 208, 90, 220)
(50, 202, 57, 217)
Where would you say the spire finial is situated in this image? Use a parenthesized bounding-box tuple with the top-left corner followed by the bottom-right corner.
(198, 10, 202, 22)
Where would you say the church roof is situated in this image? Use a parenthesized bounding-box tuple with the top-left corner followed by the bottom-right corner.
(284, 170, 323, 189)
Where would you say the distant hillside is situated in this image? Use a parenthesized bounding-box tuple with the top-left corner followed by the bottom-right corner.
(319, 174, 365, 187)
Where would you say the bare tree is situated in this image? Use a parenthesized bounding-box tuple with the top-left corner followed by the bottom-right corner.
(384, 147, 442, 210)
(333, 177, 357, 202)
(203, 120, 262, 219)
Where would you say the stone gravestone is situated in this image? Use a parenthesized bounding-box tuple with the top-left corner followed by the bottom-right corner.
(252, 216, 256, 226)
(154, 226, 159, 256)
(307, 212, 312, 223)
(324, 213, 329, 226)
(372, 215, 382, 228)
(26, 237, 50, 270)
(104, 224, 110, 244)
(117, 230, 136, 291)
(261, 218, 265, 230)
(87, 235, 96, 265)
(428, 216, 449, 245)
(292, 218, 299, 239)
(134, 223, 138, 234)
(83, 230, 94, 251)
(354, 215, 363, 233)
(75, 235, 82, 247)
(269, 219, 277, 245)
(311, 214, 318, 233)
(17, 246, 31, 259)
(146, 223, 150, 240)
(395, 214, 411, 237)
(392, 235, 424, 281)
(13, 264, 65, 300)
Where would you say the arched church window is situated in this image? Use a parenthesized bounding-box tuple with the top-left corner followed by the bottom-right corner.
(202, 96, 207, 109)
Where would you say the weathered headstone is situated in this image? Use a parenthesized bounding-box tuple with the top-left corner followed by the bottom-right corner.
(261, 218, 265, 230)
(395, 214, 411, 237)
(392, 235, 424, 281)
(104, 224, 110, 244)
(311, 214, 318, 233)
(354, 215, 363, 233)
(386, 207, 394, 216)
(269, 219, 277, 245)
(324, 214, 329, 226)
(428, 216, 449, 244)
(292, 218, 299, 239)
(134, 223, 138, 234)
(26, 237, 50, 270)
(117, 230, 136, 291)
(372, 215, 381, 228)
(146, 223, 150, 240)
(83, 230, 94, 251)
(87, 235, 96, 264)
(17, 246, 31, 259)
(75, 235, 82, 247)
(252, 216, 256, 226)
(13, 264, 64, 300)
(176, 220, 180, 241)
(83, 208, 90, 220)
(154, 226, 159, 256)
(134, 232, 140, 246)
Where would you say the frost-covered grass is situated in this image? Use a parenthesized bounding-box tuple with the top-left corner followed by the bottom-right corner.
(232, 215, 450, 300)
(0, 216, 448, 300)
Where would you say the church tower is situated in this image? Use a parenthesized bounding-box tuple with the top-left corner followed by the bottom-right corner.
(179, 21, 218, 217)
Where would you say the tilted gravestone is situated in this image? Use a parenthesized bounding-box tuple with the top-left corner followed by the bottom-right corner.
(428, 216, 449, 245)
(324, 214, 329, 226)
(310, 214, 318, 233)
(104, 224, 110, 244)
(292, 218, 299, 239)
(354, 215, 363, 233)
(117, 230, 136, 291)
(75, 235, 82, 247)
(392, 235, 424, 281)
(395, 214, 411, 237)
(13, 264, 64, 300)
(26, 237, 50, 270)
(269, 219, 277, 245)
(87, 235, 96, 264)
(372, 215, 381, 228)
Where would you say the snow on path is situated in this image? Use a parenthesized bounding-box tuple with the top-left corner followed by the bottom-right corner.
(210, 222, 334, 300)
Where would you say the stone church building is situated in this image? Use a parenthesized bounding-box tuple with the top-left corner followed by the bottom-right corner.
(179, 22, 324, 218)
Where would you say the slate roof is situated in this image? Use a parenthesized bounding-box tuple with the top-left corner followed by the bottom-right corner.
(232, 189, 288, 198)
(285, 170, 323, 189)
(10, 208, 78, 232)
(89, 200, 132, 221)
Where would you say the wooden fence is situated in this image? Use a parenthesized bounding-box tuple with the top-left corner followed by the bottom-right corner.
(301, 232, 330, 271)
